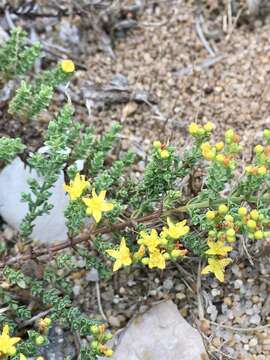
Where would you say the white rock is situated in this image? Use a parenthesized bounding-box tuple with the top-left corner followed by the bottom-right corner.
(100, 300, 207, 360)
(0, 157, 68, 243)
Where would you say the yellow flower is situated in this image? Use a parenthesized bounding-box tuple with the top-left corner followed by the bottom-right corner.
(247, 219, 256, 230)
(165, 217, 189, 239)
(0, 324, 21, 356)
(201, 258, 232, 282)
(263, 129, 270, 140)
(82, 189, 114, 223)
(255, 230, 263, 240)
(188, 122, 199, 135)
(205, 241, 232, 256)
(148, 249, 166, 269)
(201, 143, 215, 160)
(36, 357, 44, 360)
(206, 210, 216, 220)
(20, 354, 27, 360)
(257, 165, 267, 176)
(218, 204, 228, 215)
(255, 145, 264, 154)
(250, 209, 259, 221)
(238, 207, 247, 216)
(61, 59, 75, 73)
(104, 349, 113, 357)
(64, 173, 90, 201)
(138, 229, 161, 251)
(106, 238, 132, 271)
(216, 154, 225, 164)
(215, 142, 224, 151)
(159, 149, 170, 158)
(203, 122, 214, 132)
(153, 140, 161, 148)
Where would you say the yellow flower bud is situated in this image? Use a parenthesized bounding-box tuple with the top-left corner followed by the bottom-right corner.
(188, 122, 199, 135)
(153, 140, 161, 148)
(227, 236, 236, 243)
(104, 332, 113, 341)
(263, 129, 270, 140)
(104, 349, 114, 357)
(216, 154, 225, 164)
(225, 129, 234, 140)
(35, 336, 45, 346)
(254, 230, 263, 240)
(215, 142, 224, 151)
(61, 59, 75, 73)
(238, 207, 247, 216)
(202, 149, 215, 160)
(257, 165, 267, 176)
(247, 219, 257, 230)
(203, 122, 214, 132)
(36, 357, 44, 360)
(218, 204, 228, 215)
(159, 149, 170, 158)
(250, 210, 259, 221)
(245, 166, 253, 173)
(224, 215, 234, 222)
(255, 145, 264, 154)
(226, 229, 235, 237)
(90, 325, 99, 334)
(206, 210, 216, 220)
(43, 318, 51, 327)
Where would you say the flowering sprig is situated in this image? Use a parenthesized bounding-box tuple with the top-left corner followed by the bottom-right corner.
(106, 217, 189, 272)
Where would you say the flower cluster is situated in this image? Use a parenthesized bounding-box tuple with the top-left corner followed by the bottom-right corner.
(153, 141, 170, 158)
(188, 121, 214, 137)
(90, 324, 113, 357)
(200, 128, 242, 168)
(106, 218, 189, 271)
(38, 317, 52, 334)
(237, 207, 270, 240)
(64, 173, 114, 223)
(202, 204, 234, 282)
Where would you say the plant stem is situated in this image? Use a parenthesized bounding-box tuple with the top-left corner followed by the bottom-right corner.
(1, 194, 268, 268)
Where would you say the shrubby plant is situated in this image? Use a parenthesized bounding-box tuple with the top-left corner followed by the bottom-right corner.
(1, 28, 270, 359)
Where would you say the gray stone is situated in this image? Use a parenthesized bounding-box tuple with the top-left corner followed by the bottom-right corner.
(0, 157, 68, 243)
(86, 268, 99, 282)
(104, 300, 207, 360)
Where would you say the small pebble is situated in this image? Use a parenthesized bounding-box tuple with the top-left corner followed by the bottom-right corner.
(163, 278, 173, 291)
(250, 314, 261, 325)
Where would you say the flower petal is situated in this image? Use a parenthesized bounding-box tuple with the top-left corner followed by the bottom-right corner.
(92, 209, 102, 223)
(113, 260, 122, 272)
(106, 249, 119, 259)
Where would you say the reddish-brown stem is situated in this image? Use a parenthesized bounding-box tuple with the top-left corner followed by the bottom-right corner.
(0, 210, 165, 269)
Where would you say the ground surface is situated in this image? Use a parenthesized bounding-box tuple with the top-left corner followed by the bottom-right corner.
(1, 0, 270, 359)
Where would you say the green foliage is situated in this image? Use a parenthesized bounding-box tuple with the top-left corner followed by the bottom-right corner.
(7, 28, 74, 119)
(0, 137, 25, 164)
(3, 28, 270, 360)
(0, 27, 40, 80)
(20, 104, 75, 237)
